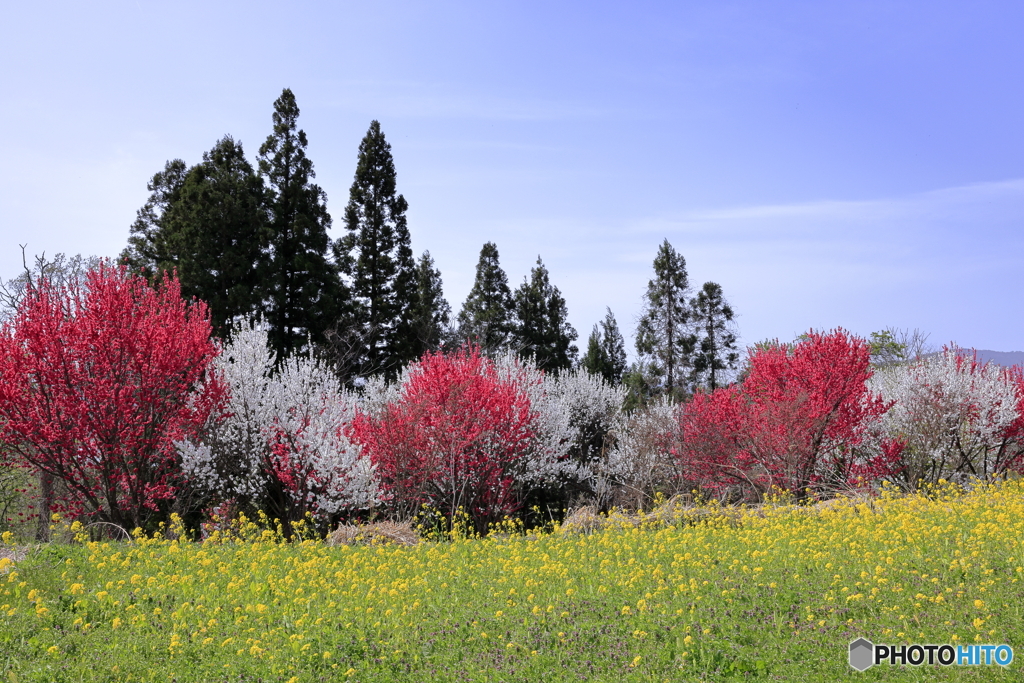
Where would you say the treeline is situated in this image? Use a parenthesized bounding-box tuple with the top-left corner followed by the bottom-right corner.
(119, 88, 740, 395)
(3, 260, 1022, 543)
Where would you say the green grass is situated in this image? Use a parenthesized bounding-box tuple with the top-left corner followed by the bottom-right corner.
(2, 481, 1023, 681)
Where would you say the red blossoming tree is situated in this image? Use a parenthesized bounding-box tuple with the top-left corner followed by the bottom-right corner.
(677, 329, 891, 500)
(0, 263, 222, 531)
(351, 346, 535, 533)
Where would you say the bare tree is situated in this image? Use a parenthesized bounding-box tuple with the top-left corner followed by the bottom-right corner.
(1, 246, 100, 321)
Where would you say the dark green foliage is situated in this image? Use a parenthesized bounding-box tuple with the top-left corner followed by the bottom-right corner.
(635, 239, 695, 399)
(622, 362, 660, 412)
(121, 158, 190, 277)
(122, 138, 269, 336)
(456, 242, 514, 354)
(258, 88, 344, 357)
(581, 307, 627, 384)
(690, 281, 739, 390)
(335, 120, 417, 379)
(409, 250, 452, 357)
(511, 257, 578, 373)
(582, 327, 603, 376)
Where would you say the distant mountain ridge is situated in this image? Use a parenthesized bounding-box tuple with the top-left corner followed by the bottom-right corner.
(933, 349, 1024, 368)
(967, 350, 1024, 368)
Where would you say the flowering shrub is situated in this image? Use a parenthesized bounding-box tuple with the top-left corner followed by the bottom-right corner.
(354, 348, 629, 526)
(543, 368, 627, 493)
(178, 322, 377, 526)
(0, 264, 220, 529)
(867, 347, 1023, 488)
(351, 346, 535, 531)
(676, 329, 890, 500)
(603, 398, 683, 509)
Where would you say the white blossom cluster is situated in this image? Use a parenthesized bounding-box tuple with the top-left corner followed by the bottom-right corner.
(491, 353, 629, 490)
(868, 347, 1021, 486)
(544, 367, 628, 487)
(491, 352, 576, 485)
(601, 398, 682, 508)
(177, 323, 379, 517)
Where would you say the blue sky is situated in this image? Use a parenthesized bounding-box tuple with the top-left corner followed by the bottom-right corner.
(2, 1, 1022, 354)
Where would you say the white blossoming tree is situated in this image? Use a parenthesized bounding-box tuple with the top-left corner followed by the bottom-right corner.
(177, 322, 379, 527)
(602, 399, 684, 509)
(867, 348, 1022, 488)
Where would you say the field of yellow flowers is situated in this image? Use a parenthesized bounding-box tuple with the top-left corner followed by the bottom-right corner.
(2, 481, 1023, 682)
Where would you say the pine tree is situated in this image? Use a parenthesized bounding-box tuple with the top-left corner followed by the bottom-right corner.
(690, 281, 739, 390)
(635, 239, 695, 399)
(582, 308, 628, 385)
(257, 88, 344, 357)
(581, 326, 606, 378)
(335, 120, 416, 379)
(511, 257, 578, 373)
(178, 137, 268, 335)
(409, 251, 451, 358)
(122, 158, 189, 278)
(456, 242, 514, 354)
(121, 137, 268, 336)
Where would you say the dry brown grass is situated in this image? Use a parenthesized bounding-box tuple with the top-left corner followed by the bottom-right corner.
(326, 520, 420, 547)
(559, 494, 758, 535)
(559, 505, 608, 534)
(0, 545, 29, 573)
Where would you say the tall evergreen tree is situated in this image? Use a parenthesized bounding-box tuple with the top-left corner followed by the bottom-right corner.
(456, 242, 514, 354)
(335, 120, 416, 379)
(122, 158, 189, 278)
(177, 137, 268, 335)
(257, 88, 343, 357)
(635, 239, 695, 399)
(409, 250, 451, 358)
(599, 307, 628, 384)
(511, 257, 578, 373)
(690, 281, 739, 390)
(581, 326, 605, 378)
(582, 307, 627, 384)
(121, 137, 268, 335)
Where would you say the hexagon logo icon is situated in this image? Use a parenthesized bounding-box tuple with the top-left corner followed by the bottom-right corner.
(849, 638, 874, 671)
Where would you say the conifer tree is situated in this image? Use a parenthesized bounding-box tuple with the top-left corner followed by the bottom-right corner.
(409, 251, 451, 357)
(456, 242, 514, 354)
(177, 137, 268, 335)
(511, 257, 578, 373)
(122, 137, 268, 336)
(258, 88, 344, 357)
(582, 307, 628, 384)
(635, 239, 695, 399)
(690, 281, 739, 390)
(122, 158, 190, 278)
(600, 307, 628, 384)
(336, 120, 416, 379)
(581, 326, 605, 378)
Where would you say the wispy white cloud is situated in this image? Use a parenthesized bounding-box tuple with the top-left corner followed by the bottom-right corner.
(629, 178, 1024, 244)
(445, 178, 1024, 356)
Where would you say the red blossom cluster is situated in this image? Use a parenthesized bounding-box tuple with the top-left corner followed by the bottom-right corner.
(351, 347, 536, 532)
(0, 264, 222, 530)
(675, 329, 892, 500)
